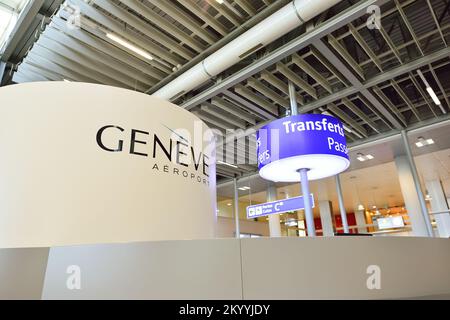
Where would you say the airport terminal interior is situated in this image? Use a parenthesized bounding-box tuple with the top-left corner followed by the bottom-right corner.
(0, 0, 450, 301)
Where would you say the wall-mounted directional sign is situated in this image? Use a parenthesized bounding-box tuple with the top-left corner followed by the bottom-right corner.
(246, 194, 314, 219)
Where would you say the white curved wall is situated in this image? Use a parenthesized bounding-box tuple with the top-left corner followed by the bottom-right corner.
(0, 82, 216, 248)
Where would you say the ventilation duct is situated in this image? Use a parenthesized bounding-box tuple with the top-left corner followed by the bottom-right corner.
(153, 0, 341, 100)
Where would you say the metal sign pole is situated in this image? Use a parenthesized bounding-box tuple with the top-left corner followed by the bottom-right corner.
(299, 168, 316, 236)
(233, 177, 240, 238)
(290, 81, 315, 236)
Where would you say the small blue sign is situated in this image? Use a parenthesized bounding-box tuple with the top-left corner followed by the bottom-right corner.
(246, 194, 315, 219)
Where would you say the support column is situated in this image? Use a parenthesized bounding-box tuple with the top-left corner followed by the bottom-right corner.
(399, 131, 433, 236)
(319, 201, 334, 236)
(267, 183, 281, 237)
(335, 175, 349, 233)
(355, 209, 367, 233)
(395, 155, 430, 236)
(425, 179, 450, 238)
(233, 177, 240, 239)
(299, 169, 315, 236)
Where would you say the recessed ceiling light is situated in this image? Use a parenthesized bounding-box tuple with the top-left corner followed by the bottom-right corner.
(216, 0, 224, 3)
(227, 203, 232, 206)
(217, 160, 238, 168)
(415, 137, 434, 148)
(238, 186, 250, 191)
(356, 153, 374, 162)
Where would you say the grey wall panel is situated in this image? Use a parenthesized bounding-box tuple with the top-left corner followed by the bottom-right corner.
(42, 239, 242, 300)
(240, 237, 450, 299)
(0, 248, 49, 299)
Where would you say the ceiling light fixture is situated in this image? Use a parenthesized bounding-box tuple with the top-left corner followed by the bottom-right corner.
(285, 219, 298, 227)
(417, 69, 446, 114)
(216, 0, 225, 4)
(356, 153, 374, 162)
(217, 160, 238, 168)
(106, 33, 153, 61)
(238, 186, 250, 191)
(415, 136, 434, 148)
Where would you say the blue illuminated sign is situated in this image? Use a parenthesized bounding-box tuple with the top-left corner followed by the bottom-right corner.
(256, 114, 350, 182)
(246, 194, 315, 219)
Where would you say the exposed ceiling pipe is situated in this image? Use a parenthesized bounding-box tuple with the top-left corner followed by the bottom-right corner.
(152, 0, 342, 101)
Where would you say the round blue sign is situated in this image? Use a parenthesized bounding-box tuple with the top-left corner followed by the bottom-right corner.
(257, 114, 350, 182)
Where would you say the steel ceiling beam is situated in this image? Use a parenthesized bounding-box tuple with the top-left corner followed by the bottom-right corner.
(292, 53, 333, 94)
(312, 39, 404, 130)
(246, 77, 290, 109)
(234, 85, 279, 116)
(176, 0, 228, 36)
(53, 13, 168, 78)
(298, 45, 450, 118)
(1, 0, 45, 62)
(67, 0, 182, 66)
(222, 90, 275, 120)
(390, 80, 421, 121)
(259, 70, 304, 105)
(43, 27, 156, 87)
(276, 62, 318, 99)
(180, 0, 390, 110)
(119, 0, 206, 52)
(92, 0, 194, 60)
(341, 97, 381, 133)
(211, 97, 257, 125)
(24, 53, 98, 83)
(200, 103, 247, 129)
(19, 63, 62, 81)
(36, 36, 147, 91)
(146, 0, 217, 44)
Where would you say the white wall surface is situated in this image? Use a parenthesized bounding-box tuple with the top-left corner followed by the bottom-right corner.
(216, 217, 269, 238)
(0, 82, 216, 248)
(43, 240, 243, 300)
(40, 237, 450, 300)
(0, 248, 49, 299)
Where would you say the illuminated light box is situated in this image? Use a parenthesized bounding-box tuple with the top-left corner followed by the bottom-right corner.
(257, 114, 350, 182)
(0, 82, 216, 248)
(377, 216, 405, 230)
